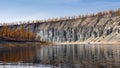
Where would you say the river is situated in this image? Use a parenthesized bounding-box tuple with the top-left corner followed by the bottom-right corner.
(0, 44, 120, 68)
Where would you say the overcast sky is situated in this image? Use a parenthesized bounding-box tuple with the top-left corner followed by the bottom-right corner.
(0, 0, 120, 23)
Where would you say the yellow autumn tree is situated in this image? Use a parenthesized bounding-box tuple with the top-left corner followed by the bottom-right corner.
(117, 8, 120, 15)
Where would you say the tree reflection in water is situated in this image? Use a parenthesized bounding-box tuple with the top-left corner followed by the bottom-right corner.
(0, 44, 120, 68)
(0, 46, 37, 63)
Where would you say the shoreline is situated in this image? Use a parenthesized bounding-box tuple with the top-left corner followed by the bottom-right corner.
(54, 42, 120, 45)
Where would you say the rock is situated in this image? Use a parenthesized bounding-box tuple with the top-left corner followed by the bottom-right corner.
(1, 13, 120, 42)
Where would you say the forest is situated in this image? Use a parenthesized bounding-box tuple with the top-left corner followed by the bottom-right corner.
(0, 8, 120, 27)
(0, 25, 37, 41)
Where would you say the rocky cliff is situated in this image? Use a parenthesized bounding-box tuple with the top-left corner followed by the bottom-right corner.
(33, 13, 120, 42)
(1, 10, 120, 42)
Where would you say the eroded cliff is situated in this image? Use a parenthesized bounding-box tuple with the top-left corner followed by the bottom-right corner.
(1, 10, 120, 42)
(33, 13, 120, 42)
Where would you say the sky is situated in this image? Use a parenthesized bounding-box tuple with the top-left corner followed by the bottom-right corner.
(0, 0, 120, 23)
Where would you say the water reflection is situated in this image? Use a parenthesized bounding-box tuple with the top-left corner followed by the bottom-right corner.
(0, 44, 120, 68)
(0, 46, 37, 63)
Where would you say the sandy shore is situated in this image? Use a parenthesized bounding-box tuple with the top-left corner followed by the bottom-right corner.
(55, 42, 120, 45)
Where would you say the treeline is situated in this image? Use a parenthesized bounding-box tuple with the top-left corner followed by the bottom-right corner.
(0, 8, 120, 26)
(0, 25, 37, 41)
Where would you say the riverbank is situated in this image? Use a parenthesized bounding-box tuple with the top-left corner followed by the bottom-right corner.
(55, 42, 120, 45)
(0, 39, 54, 48)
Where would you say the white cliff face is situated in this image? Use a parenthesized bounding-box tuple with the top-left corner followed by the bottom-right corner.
(32, 14, 120, 42)
(2, 13, 119, 42)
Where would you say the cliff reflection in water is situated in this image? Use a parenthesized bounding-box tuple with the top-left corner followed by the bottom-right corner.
(0, 44, 120, 68)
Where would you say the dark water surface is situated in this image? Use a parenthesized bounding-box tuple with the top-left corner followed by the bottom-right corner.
(0, 44, 120, 68)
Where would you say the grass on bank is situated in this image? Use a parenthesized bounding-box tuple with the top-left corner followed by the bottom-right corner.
(0, 41, 54, 48)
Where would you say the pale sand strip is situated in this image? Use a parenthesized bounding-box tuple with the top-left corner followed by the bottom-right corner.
(54, 42, 120, 45)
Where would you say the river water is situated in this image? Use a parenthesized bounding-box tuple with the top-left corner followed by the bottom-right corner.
(0, 44, 120, 68)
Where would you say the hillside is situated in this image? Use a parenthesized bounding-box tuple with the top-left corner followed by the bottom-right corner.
(0, 9, 120, 43)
